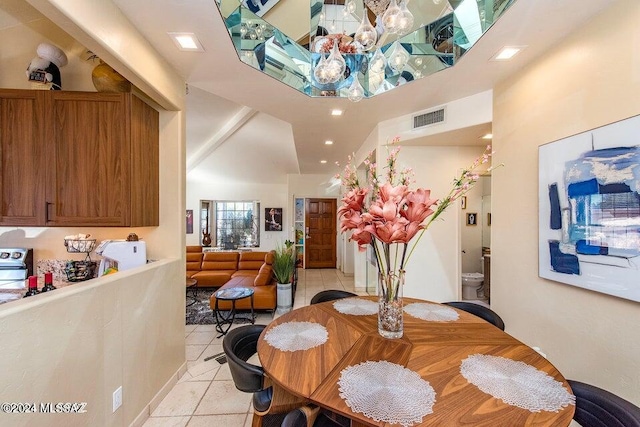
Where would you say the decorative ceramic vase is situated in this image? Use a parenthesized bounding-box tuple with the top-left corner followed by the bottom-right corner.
(378, 269, 404, 338)
(92, 61, 131, 93)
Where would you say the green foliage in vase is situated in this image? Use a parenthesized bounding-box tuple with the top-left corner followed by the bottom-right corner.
(272, 244, 295, 284)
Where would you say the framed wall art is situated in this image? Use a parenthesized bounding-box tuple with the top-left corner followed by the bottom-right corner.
(241, 0, 279, 16)
(186, 209, 193, 234)
(265, 207, 283, 231)
(538, 114, 640, 302)
(466, 212, 477, 226)
(461, 196, 467, 209)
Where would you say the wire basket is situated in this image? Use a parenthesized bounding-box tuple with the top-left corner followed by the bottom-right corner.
(65, 261, 97, 282)
(64, 239, 96, 253)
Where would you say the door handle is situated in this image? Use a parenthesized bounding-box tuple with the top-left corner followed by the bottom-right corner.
(305, 227, 310, 239)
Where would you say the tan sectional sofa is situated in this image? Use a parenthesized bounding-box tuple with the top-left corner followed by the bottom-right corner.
(185, 246, 276, 310)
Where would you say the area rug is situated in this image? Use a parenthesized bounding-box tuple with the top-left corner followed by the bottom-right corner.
(185, 289, 254, 325)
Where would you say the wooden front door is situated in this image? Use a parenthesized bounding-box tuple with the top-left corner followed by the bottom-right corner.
(305, 198, 337, 268)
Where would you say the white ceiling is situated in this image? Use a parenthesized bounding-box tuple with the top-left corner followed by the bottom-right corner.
(5, 0, 615, 183)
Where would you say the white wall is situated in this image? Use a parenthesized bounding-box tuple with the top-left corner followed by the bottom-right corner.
(0, 17, 95, 91)
(185, 179, 288, 250)
(492, 0, 640, 404)
(378, 90, 493, 143)
(395, 146, 486, 302)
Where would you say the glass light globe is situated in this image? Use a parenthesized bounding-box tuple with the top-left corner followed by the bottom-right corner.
(327, 41, 346, 82)
(397, 0, 414, 35)
(354, 8, 377, 51)
(414, 57, 423, 66)
(388, 41, 409, 73)
(345, 0, 357, 14)
(348, 76, 365, 102)
(314, 55, 333, 85)
(240, 25, 247, 37)
(382, 0, 402, 34)
(369, 48, 386, 73)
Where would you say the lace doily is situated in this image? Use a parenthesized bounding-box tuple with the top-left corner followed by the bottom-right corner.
(333, 298, 378, 315)
(404, 302, 460, 322)
(338, 360, 436, 427)
(460, 354, 575, 412)
(264, 321, 328, 352)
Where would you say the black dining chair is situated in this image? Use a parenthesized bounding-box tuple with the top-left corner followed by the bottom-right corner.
(223, 324, 274, 427)
(443, 301, 505, 330)
(568, 380, 640, 427)
(310, 290, 357, 305)
(281, 405, 351, 427)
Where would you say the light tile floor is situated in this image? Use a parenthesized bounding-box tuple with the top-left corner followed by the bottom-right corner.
(143, 269, 364, 427)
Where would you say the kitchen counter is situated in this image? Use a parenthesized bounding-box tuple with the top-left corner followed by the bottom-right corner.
(0, 278, 75, 304)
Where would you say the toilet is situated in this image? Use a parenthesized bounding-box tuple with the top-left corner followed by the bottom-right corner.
(462, 273, 484, 300)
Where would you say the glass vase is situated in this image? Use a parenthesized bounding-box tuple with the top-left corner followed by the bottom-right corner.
(378, 269, 404, 339)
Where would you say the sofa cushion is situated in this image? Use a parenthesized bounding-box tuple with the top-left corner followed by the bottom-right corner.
(254, 264, 273, 287)
(264, 251, 274, 265)
(186, 252, 203, 272)
(192, 271, 234, 287)
(201, 252, 239, 271)
(237, 251, 269, 271)
(232, 270, 257, 278)
(186, 245, 202, 253)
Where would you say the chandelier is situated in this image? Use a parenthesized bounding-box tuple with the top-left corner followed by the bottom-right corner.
(218, 0, 517, 101)
(311, 0, 415, 101)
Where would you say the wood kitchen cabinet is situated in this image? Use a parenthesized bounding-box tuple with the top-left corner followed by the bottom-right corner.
(0, 89, 159, 227)
(0, 90, 47, 225)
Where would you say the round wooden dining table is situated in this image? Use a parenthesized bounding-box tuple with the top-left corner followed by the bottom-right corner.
(257, 296, 575, 427)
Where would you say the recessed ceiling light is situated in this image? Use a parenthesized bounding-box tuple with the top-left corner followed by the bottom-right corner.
(320, 160, 327, 164)
(168, 32, 205, 52)
(331, 109, 343, 116)
(491, 46, 525, 61)
(481, 133, 493, 140)
(325, 140, 334, 145)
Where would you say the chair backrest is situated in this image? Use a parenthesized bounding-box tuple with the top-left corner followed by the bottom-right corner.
(443, 301, 505, 330)
(223, 324, 266, 393)
(281, 407, 350, 427)
(568, 380, 640, 427)
(310, 290, 358, 305)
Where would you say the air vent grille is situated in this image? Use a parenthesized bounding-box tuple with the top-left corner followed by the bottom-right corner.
(413, 108, 446, 129)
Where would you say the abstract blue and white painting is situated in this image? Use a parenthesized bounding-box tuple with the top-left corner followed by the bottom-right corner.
(539, 115, 640, 302)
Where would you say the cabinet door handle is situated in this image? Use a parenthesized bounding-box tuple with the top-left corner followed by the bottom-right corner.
(45, 202, 52, 222)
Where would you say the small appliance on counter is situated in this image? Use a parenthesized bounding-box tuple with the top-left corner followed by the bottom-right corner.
(0, 248, 34, 289)
(96, 239, 147, 277)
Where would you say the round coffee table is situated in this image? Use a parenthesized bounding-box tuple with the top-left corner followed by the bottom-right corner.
(186, 278, 198, 306)
(213, 287, 255, 337)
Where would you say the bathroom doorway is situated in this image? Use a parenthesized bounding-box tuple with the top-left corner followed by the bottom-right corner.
(460, 176, 491, 302)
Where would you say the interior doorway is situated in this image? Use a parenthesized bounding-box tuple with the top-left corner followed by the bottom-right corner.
(305, 198, 337, 268)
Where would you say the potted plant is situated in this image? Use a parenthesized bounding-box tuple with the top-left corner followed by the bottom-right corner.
(272, 243, 295, 314)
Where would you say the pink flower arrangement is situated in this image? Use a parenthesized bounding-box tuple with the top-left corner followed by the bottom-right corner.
(336, 138, 495, 275)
